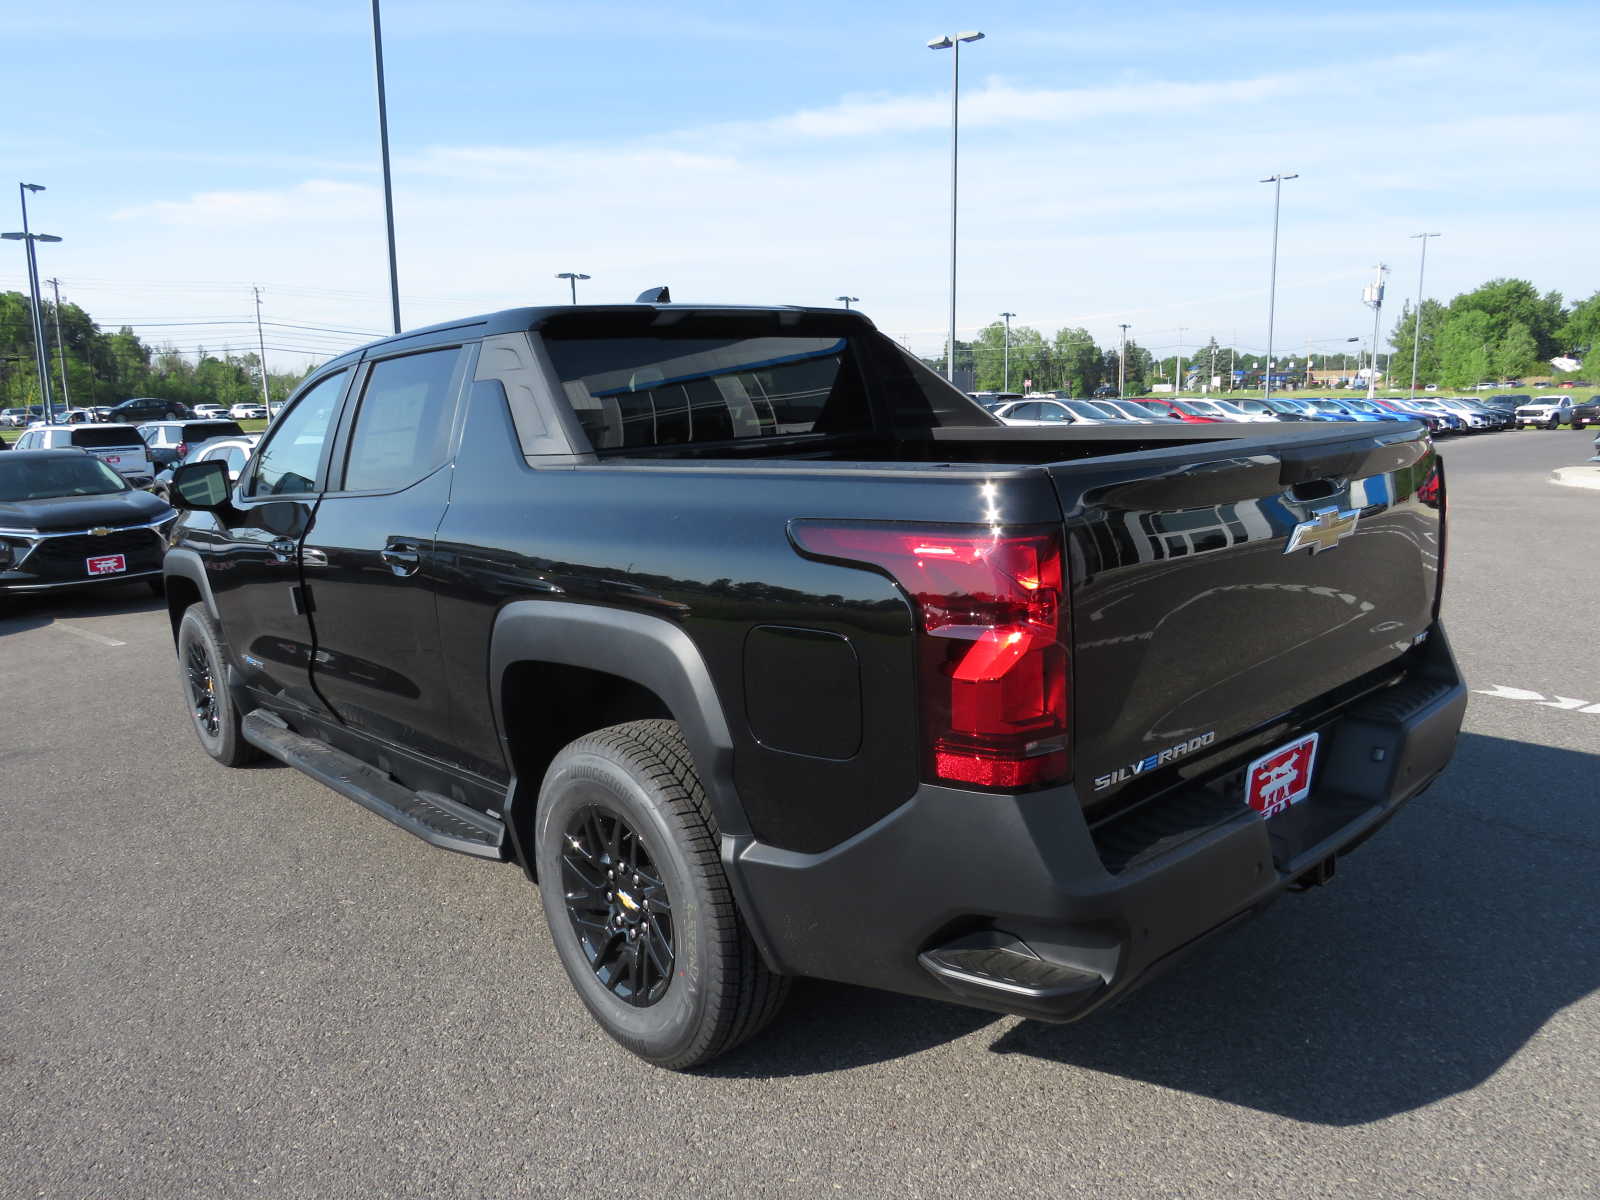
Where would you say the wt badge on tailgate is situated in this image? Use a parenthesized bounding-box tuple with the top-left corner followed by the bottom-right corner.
(1245, 732, 1319, 818)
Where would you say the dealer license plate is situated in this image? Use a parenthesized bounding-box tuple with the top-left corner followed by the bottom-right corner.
(86, 554, 127, 576)
(1244, 732, 1319, 819)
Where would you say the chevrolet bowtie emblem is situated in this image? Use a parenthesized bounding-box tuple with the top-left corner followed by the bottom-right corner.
(1285, 506, 1359, 555)
(89, 526, 111, 537)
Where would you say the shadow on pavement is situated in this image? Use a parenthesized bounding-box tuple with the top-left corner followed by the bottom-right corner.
(714, 734, 1597, 1112)
(987, 732, 1599, 1123)
(0, 584, 166, 638)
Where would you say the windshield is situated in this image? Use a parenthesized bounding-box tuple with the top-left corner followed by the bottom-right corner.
(1171, 401, 1213, 417)
(1128, 401, 1173, 418)
(1066, 400, 1116, 420)
(1345, 400, 1382, 413)
(0, 455, 130, 502)
(1205, 400, 1250, 416)
(1311, 400, 1345, 411)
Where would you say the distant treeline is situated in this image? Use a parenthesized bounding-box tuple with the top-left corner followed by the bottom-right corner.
(0, 290, 314, 409)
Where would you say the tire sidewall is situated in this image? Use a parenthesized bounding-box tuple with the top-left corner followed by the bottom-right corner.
(176, 606, 240, 763)
(534, 748, 714, 1064)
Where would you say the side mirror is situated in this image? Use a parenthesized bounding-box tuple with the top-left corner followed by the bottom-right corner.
(170, 459, 233, 511)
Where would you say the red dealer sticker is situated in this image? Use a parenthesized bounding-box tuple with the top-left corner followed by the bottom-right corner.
(1245, 732, 1319, 818)
(86, 554, 127, 576)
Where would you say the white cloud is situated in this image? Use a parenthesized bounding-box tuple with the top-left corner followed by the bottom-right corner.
(113, 180, 380, 228)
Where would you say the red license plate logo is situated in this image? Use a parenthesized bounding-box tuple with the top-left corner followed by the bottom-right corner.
(103, 455, 121, 464)
(86, 554, 127, 576)
(1245, 732, 1319, 818)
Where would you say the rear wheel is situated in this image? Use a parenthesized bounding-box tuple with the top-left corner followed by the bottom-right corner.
(176, 603, 262, 767)
(534, 720, 788, 1069)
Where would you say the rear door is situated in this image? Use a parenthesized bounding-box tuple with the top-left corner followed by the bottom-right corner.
(1051, 425, 1443, 806)
(298, 343, 470, 768)
(67, 426, 151, 479)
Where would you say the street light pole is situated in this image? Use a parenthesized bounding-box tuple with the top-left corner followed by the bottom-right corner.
(1176, 326, 1186, 396)
(1000, 311, 1015, 391)
(371, 0, 402, 334)
(17, 183, 53, 418)
(556, 272, 591, 304)
(835, 295, 859, 310)
(1259, 173, 1298, 402)
(1364, 263, 1388, 400)
(1118, 323, 1130, 396)
(928, 30, 984, 383)
(1408, 232, 1440, 396)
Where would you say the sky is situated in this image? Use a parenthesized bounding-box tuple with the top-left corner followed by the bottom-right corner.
(5, 0, 1598, 369)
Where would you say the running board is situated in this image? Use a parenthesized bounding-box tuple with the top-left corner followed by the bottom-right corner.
(242, 710, 506, 859)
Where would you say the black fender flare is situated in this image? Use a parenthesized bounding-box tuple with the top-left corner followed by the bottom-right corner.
(162, 547, 221, 630)
(489, 601, 780, 967)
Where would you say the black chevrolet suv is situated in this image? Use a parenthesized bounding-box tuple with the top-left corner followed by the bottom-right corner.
(163, 303, 1466, 1068)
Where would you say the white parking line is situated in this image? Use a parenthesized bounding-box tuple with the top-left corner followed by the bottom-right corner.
(52, 623, 127, 648)
(1473, 683, 1600, 715)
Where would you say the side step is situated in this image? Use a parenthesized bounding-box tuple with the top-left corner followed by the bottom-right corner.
(242, 711, 506, 859)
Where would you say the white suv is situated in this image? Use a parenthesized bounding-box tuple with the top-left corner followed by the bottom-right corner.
(8, 424, 154, 483)
(1514, 396, 1572, 429)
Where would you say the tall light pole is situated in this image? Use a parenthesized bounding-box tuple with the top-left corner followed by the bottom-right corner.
(1176, 326, 1187, 396)
(835, 295, 859, 310)
(1364, 263, 1389, 400)
(371, 0, 402, 334)
(1260, 173, 1298, 401)
(557, 272, 591, 304)
(1408, 232, 1440, 395)
(5, 183, 61, 420)
(46, 277, 70, 409)
(1000, 311, 1015, 391)
(1118, 323, 1130, 396)
(928, 30, 984, 383)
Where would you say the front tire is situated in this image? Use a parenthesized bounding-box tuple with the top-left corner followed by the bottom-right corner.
(176, 603, 262, 767)
(534, 720, 788, 1070)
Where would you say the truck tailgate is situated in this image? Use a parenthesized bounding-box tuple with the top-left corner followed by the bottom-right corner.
(1047, 425, 1442, 807)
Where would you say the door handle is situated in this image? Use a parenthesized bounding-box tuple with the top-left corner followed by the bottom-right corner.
(381, 539, 422, 577)
(269, 538, 297, 564)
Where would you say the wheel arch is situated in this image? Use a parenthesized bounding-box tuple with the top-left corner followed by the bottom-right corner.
(162, 547, 218, 643)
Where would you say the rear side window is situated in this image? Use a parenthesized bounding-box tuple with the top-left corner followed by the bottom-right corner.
(183, 422, 244, 441)
(342, 348, 461, 492)
(549, 335, 869, 451)
(71, 427, 142, 448)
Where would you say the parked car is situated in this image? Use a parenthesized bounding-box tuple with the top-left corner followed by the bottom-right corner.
(192, 403, 229, 419)
(1094, 399, 1162, 423)
(1126, 397, 1217, 423)
(228, 402, 268, 420)
(1091, 384, 1120, 399)
(137, 419, 249, 471)
(2, 405, 45, 428)
(160, 301, 1464, 1069)
(1173, 398, 1276, 423)
(1367, 397, 1450, 433)
(1515, 396, 1574, 429)
(1564, 397, 1599, 431)
(1430, 397, 1493, 430)
(151, 434, 260, 501)
(7, 423, 154, 484)
(109, 396, 192, 423)
(967, 391, 1024, 413)
(1402, 399, 1466, 431)
(992, 399, 1105, 425)
(0, 449, 174, 595)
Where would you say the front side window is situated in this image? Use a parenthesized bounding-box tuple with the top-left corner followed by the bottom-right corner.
(341, 348, 461, 492)
(246, 371, 346, 497)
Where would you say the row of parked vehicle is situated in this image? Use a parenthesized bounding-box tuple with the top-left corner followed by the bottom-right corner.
(0, 397, 271, 428)
(970, 390, 1599, 433)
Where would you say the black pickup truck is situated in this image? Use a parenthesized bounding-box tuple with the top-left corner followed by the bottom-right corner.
(162, 303, 1466, 1069)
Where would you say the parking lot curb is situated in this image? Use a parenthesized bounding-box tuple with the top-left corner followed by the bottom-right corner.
(1550, 466, 1600, 491)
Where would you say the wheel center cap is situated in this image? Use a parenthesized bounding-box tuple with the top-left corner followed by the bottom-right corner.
(615, 889, 639, 913)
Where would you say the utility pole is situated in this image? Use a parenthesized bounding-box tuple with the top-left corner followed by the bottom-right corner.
(253, 286, 271, 407)
(1176, 326, 1187, 395)
(1118, 323, 1130, 396)
(1408, 233, 1440, 395)
(1364, 263, 1388, 400)
(46, 278, 70, 409)
(1000, 311, 1015, 391)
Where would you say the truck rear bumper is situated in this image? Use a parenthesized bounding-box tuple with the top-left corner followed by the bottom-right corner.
(729, 623, 1467, 1022)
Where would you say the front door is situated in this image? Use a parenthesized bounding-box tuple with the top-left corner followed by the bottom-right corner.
(206, 368, 349, 716)
(299, 345, 468, 768)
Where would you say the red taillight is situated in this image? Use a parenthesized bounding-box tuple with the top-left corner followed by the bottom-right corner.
(176, 442, 188, 457)
(791, 522, 1070, 790)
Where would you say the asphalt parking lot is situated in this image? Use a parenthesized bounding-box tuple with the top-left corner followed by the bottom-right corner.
(3, 429, 1597, 1199)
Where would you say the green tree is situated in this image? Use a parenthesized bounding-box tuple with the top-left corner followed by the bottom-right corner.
(1436, 310, 1493, 388)
(1493, 321, 1539, 379)
(1052, 327, 1102, 396)
(1559, 291, 1600, 359)
(1449, 278, 1564, 359)
(1387, 298, 1447, 387)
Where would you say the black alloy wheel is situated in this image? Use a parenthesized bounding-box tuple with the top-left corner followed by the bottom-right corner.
(175, 603, 262, 767)
(534, 720, 789, 1069)
(560, 805, 675, 1007)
